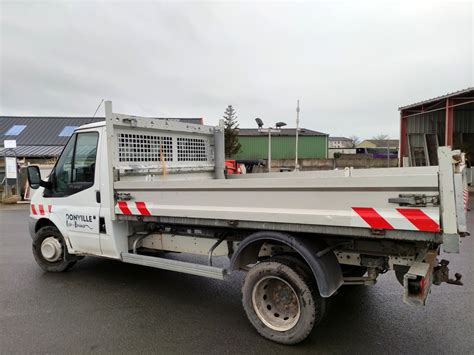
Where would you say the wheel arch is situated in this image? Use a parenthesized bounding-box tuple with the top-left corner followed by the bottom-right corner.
(31, 217, 75, 254)
(34, 218, 57, 233)
(230, 231, 343, 297)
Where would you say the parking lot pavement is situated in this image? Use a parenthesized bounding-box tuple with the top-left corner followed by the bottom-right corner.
(1, 203, 473, 354)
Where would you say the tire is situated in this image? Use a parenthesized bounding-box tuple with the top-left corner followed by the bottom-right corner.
(275, 254, 330, 318)
(32, 226, 77, 272)
(272, 254, 312, 279)
(242, 258, 326, 345)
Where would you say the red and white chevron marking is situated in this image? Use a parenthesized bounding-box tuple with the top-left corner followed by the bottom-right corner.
(463, 186, 469, 211)
(30, 203, 52, 216)
(352, 207, 440, 232)
(114, 201, 440, 233)
(116, 201, 151, 216)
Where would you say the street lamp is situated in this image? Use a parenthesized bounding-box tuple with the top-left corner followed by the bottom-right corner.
(295, 100, 300, 171)
(255, 118, 287, 172)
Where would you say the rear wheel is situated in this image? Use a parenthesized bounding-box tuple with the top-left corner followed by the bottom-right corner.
(242, 258, 326, 345)
(32, 226, 77, 272)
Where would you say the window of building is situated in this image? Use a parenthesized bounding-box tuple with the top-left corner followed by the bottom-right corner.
(5, 125, 27, 136)
(59, 126, 78, 137)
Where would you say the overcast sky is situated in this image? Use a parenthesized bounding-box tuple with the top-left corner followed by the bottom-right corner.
(1, 1, 472, 139)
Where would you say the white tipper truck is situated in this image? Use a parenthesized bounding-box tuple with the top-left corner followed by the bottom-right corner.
(26, 101, 468, 344)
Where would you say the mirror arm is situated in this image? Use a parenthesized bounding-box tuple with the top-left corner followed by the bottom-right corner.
(40, 180, 52, 189)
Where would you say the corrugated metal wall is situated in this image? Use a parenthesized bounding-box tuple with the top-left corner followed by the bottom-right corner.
(406, 110, 445, 134)
(454, 109, 474, 133)
(406, 107, 474, 145)
(406, 110, 445, 147)
(234, 135, 328, 160)
(404, 106, 473, 163)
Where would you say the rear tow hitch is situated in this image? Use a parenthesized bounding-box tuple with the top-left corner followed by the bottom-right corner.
(403, 251, 462, 306)
(433, 259, 463, 286)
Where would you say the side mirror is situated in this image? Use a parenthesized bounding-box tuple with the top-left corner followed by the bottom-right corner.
(27, 166, 42, 190)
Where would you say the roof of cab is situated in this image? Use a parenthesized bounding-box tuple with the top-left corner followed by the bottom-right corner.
(76, 121, 106, 130)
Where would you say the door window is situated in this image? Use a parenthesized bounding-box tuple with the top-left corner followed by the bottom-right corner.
(46, 132, 99, 197)
(54, 134, 76, 194)
(72, 133, 99, 184)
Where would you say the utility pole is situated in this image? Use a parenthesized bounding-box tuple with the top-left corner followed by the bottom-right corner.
(387, 141, 390, 168)
(268, 129, 272, 172)
(294, 99, 300, 171)
(255, 118, 286, 173)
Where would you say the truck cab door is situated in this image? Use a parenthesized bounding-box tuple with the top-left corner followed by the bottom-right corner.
(43, 130, 102, 254)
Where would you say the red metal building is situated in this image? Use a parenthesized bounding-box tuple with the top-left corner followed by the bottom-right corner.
(399, 88, 474, 166)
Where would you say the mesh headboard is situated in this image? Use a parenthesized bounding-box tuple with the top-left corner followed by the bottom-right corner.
(106, 111, 218, 174)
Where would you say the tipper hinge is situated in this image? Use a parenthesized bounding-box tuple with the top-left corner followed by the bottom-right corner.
(388, 194, 439, 207)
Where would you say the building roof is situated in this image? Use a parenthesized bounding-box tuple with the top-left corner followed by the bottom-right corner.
(0, 117, 104, 147)
(0, 116, 204, 157)
(399, 87, 474, 110)
(329, 136, 352, 141)
(360, 139, 399, 148)
(0, 145, 64, 158)
(238, 128, 327, 136)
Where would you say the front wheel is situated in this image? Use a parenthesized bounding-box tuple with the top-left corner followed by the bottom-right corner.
(242, 258, 326, 345)
(32, 226, 77, 272)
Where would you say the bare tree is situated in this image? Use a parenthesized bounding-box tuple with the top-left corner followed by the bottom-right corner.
(349, 135, 360, 148)
(372, 134, 390, 140)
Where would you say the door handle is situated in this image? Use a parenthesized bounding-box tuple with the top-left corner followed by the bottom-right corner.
(96, 191, 101, 203)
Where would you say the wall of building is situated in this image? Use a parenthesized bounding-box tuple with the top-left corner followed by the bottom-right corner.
(235, 135, 328, 160)
(403, 105, 473, 158)
(328, 140, 353, 149)
(250, 155, 398, 172)
(357, 140, 376, 148)
(335, 155, 398, 168)
(328, 148, 356, 158)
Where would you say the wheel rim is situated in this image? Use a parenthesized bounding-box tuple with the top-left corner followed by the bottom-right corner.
(251, 276, 301, 331)
(40, 237, 63, 262)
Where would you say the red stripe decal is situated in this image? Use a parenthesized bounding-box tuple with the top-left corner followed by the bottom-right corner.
(31, 204, 37, 215)
(353, 207, 394, 229)
(396, 208, 440, 232)
(117, 201, 132, 215)
(136, 202, 151, 216)
(38, 204, 45, 215)
(48, 205, 52, 213)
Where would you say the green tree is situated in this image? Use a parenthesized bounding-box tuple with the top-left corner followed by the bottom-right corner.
(223, 105, 241, 158)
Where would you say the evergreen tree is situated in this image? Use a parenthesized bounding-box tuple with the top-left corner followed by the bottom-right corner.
(223, 105, 241, 158)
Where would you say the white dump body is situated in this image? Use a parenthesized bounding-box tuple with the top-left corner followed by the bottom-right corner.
(104, 103, 466, 249)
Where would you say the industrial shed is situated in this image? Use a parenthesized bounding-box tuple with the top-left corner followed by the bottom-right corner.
(399, 88, 474, 166)
(234, 128, 328, 161)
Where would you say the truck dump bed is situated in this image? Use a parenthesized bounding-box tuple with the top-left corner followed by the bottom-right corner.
(105, 103, 467, 250)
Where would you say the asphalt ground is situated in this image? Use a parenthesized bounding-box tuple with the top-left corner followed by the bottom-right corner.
(1, 203, 473, 354)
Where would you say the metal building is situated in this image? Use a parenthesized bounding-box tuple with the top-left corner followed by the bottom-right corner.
(235, 128, 328, 160)
(399, 87, 474, 166)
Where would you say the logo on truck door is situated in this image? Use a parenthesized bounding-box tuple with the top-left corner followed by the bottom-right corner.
(65, 213, 96, 231)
